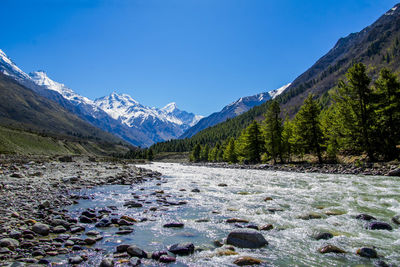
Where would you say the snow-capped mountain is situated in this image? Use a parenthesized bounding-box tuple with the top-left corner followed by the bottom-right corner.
(94, 92, 202, 141)
(0, 49, 202, 147)
(180, 84, 290, 139)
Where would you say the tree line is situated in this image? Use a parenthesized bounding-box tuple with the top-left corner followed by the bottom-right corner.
(190, 63, 400, 164)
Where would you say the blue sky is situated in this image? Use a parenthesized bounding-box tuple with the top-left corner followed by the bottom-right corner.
(1, 0, 398, 116)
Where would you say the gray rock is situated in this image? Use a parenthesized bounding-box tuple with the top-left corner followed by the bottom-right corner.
(129, 257, 141, 266)
(116, 244, 130, 253)
(392, 215, 400, 225)
(386, 168, 400, 176)
(315, 232, 333, 240)
(163, 222, 184, 228)
(32, 223, 50, 236)
(68, 255, 84, 264)
(99, 258, 114, 267)
(226, 229, 268, 248)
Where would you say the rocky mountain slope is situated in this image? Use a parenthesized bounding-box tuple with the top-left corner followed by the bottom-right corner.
(280, 3, 400, 116)
(180, 84, 290, 138)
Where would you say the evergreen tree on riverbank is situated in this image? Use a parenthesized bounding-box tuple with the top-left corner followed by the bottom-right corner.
(263, 100, 283, 163)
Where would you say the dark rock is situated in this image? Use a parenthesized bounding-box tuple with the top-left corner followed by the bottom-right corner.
(366, 221, 393, 231)
(218, 183, 228, 187)
(298, 213, 323, 220)
(53, 225, 67, 233)
(168, 242, 195, 255)
(318, 245, 346, 254)
(100, 258, 114, 267)
(82, 210, 96, 218)
(375, 261, 390, 267)
(123, 201, 143, 208)
(59, 156, 73, 162)
(226, 229, 268, 248)
(226, 218, 249, 223)
(264, 197, 273, 201)
(32, 223, 50, 236)
(8, 230, 22, 239)
(79, 215, 93, 223)
(386, 168, 400, 176)
(213, 240, 224, 247)
(159, 255, 176, 263)
(118, 219, 133, 226)
(356, 247, 378, 258)
(163, 222, 184, 228)
(127, 245, 147, 258)
(392, 215, 400, 225)
(356, 214, 376, 221)
(0, 238, 19, 249)
(233, 256, 264, 266)
(32, 250, 46, 257)
(96, 218, 112, 228)
(315, 232, 333, 240)
(191, 188, 200, 193)
(116, 244, 130, 253)
(151, 250, 168, 260)
(245, 224, 259, 230)
(71, 226, 85, 233)
(84, 238, 97, 245)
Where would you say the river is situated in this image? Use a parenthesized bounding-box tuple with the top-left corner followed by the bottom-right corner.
(66, 162, 400, 266)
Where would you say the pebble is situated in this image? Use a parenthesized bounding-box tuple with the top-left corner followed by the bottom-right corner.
(127, 245, 147, 258)
(100, 258, 114, 267)
(168, 242, 195, 255)
(32, 223, 50, 236)
(68, 255, 84, 264)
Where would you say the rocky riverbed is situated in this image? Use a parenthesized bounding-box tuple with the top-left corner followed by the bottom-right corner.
(0, 156, 161, 266)
(187, 162, 400, 177)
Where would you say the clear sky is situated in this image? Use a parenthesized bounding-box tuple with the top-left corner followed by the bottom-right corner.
(1, 0, 398, 116)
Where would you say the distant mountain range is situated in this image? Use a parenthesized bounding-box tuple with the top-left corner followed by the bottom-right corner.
(180, 84, 290, 138)
(0, 50, 202, 147)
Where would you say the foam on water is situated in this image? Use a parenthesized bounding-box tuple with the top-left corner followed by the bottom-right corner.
(64, 162, 399, 266)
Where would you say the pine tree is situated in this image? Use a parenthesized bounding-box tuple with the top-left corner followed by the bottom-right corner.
(200, 144, 210, 162)
(373, 68, 400, 159)
(333, 63, 375, 160)
(237, 121, 264, 163)
(223, 137, 238, 163)
(263, 100, 283, 164)
(146, 148, 154, 161)
(190, 144, 201, 162)
(292, 94, 324, 163)
(282, 117, 294, 162)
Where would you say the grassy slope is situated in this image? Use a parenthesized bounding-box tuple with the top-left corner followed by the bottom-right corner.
(0, 73, 132, 156)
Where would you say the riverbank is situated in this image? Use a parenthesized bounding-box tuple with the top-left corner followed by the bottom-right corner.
(185, 161, 400, 176)
(0, 155, 161, 265)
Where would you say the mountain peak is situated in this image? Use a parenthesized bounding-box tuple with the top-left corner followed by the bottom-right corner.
(162, 102, 178, 113)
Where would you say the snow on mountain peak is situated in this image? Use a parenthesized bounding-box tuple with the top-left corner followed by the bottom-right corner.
(161, 102, 178, 113)
(0, 49, 31, 81)
(268, 83, 291, 99)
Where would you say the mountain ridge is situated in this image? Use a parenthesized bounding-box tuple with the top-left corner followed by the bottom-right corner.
(180, 83, 290, 139)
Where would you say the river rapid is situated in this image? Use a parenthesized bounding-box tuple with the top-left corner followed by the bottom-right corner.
(67, 162, 400, 266)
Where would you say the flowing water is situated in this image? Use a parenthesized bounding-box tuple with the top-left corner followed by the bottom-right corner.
(66, 162, 400, 266)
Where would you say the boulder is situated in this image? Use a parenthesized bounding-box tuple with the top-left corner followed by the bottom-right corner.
(315, 232, 333, 240)
(226, 229, 268, 248)
(151, 250, 168, 260)
(127, 245, 147, 258)
(0, 238, 19, 249)
(356, 214, 376, 221)
(32, 223, 50, 236)
(168, 243, 195, 255)
(386, 168, 400, 176)
(366, 221, 393, 231)
(356, 247, 378, 258)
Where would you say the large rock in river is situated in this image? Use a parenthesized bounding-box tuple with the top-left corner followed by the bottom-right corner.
(226, 229, 268, 248)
